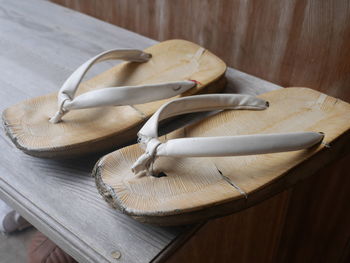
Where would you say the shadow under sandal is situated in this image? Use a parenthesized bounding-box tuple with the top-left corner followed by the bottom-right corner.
(93, 88, 350, 226)
(2, 40, 226, 158)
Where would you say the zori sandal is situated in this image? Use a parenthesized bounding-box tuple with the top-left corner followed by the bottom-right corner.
(93, 88, 350, 226)
(2, 40, 226, 158)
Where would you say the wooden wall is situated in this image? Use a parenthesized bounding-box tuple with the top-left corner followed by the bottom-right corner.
(50, 0, 350, 102)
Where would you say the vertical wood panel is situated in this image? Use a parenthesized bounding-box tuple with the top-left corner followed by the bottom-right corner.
(275, 154, 350, 262)
(165, 190, 292, 263)
(51, 0, 350, 102)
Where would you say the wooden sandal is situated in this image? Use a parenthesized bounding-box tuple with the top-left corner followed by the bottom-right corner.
(2, 40, 226, 158)
(93, 88, 350, 226)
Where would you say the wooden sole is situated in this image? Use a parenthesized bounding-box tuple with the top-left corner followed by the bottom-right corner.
(2, 40, 226, 158)
(93, 87, 350, 225)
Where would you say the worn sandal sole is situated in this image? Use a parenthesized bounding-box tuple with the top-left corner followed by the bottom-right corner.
(2, 40, 226, 158)
(93, 88, 350, 225)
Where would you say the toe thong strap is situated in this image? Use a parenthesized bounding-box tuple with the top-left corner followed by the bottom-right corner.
(49, 49, 196, 123)
(132, 94, 324, 176)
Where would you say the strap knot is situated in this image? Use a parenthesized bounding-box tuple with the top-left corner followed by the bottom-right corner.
(49, 99, 69, 123)
(131, 138, 162, 176)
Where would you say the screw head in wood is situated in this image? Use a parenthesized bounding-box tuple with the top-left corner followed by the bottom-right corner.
(111, 251, 121, 260)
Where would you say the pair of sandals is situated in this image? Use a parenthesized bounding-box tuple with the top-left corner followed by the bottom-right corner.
(3, 40, 333, 225)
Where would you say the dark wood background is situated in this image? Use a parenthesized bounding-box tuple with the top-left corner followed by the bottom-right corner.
(48, 1, 350, 262)
(50, 0, 350, 102)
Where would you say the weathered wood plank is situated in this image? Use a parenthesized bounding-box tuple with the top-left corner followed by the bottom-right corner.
(0, 0, 280, 262)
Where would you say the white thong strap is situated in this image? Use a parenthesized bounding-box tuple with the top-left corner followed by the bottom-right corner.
(132, 94, 324, 176)
(50, 49, 196, 123)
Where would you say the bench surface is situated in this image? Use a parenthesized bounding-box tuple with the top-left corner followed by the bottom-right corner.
(0, 0, 280, 262)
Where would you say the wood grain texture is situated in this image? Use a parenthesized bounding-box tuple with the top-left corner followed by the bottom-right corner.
(50, 0, 350, 103)
(165, 154, 350, 263)
(42, 0, 350, 261)
(0, 0, 279, 262)
(275, 154, 350, 263)
(165, 190, 292, 263)
(2, 39, 226, 157)
(95, 88, 350, 225)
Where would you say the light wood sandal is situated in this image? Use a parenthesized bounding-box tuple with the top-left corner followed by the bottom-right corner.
(2, 40, 226, 158)
(93, 88, 350, 226)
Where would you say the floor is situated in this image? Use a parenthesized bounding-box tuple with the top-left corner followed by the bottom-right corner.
(0, 227, 35, 263)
